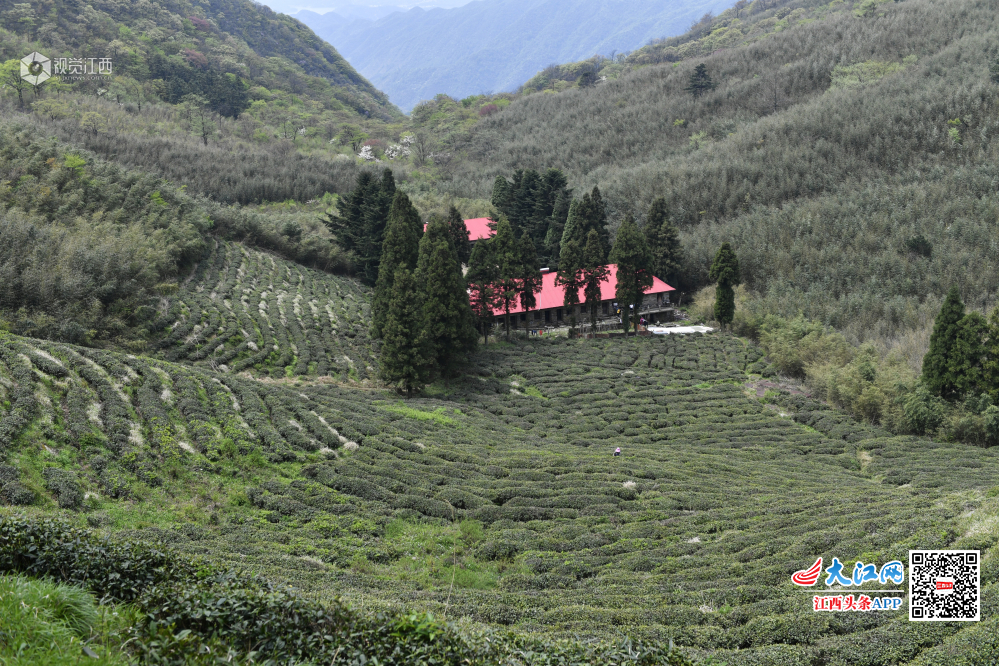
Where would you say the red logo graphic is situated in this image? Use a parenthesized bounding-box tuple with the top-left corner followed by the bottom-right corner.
(793, 558, 823, 586)
(936, 580, 954, 591)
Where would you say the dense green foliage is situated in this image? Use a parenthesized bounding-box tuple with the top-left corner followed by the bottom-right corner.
(709, 244, 740, 328)
(372, 191, 423, 338)
(150, 240, 376, 379)
(450, 0, 999, 349)
(491, 168, 571, 267)
(610, 215, 653, 334)
(0, 516, 696, 665)
(922, 287, 970, 400)
(3, 329, 998, 663)
(323, 169, 397, 285)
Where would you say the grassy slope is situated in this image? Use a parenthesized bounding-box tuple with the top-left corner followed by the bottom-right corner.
(3, 319, 998, 664)
(452, 0, 999, 345)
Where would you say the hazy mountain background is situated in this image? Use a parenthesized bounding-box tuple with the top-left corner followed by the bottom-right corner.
(260, 0, 472, 21)
(295, 0, 734, 111)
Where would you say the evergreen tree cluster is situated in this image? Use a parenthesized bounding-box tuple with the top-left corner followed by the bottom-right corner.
(610, 216, 653, 335)
(371, 193, 478, 394)
(491, 169, 572, 266)
(323, 169, 397, 286)
(921, 286, 999, 406)
(466, 218, 544, 342)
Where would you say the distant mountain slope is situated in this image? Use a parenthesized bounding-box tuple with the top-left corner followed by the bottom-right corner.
(0, 0, 400, 119)
(297, 0, 734, 111)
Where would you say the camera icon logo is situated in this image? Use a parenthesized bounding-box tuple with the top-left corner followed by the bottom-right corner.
(21, 52, 51, 85)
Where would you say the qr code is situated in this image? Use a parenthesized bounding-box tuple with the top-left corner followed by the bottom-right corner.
(909, 550, 980, 621)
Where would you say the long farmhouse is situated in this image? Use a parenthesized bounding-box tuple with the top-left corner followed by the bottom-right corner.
(455, 218, 677, 329)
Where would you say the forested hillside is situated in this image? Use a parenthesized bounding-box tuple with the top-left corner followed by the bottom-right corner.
(452, 0, 999, 348)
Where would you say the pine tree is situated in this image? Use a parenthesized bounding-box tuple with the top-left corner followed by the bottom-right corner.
(922, 286, 967, 399)
(372, 191, 422, 339)
(610, 215, 652, 335)
(491, 176, 511, 218)
(444, 205, 471, 265)
(950, 311, 987, 399)
(467, 239, 500, 344)
(544, 189, 572, 264)
(581, 229, 609, 335)
(556, 232, 584, 335)
(322, 170, 396, 286)
(517, 232, 543, 315)
(686, 63, 716, 98)
(492, 218, 522, 339)
(709, 243, 740, 328)
(643, 197, 684, 287)
(576, 187, 610, 262)
(379, 267, 431, 396)
(417, 219, 478, 378)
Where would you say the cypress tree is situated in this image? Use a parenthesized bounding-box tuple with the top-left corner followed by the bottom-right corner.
(577, 187, 610, 262)
(417, 219, 478, 378)
(372, 191, 422, 339)
(323, 171, 374, 255)
(581, 229, 609, 335)
(644, 197, 684, 287)
(556, 233, 584, 335)
(517, 232, 543, 315)
(379, 266, 431, 396)
(544, 189, 572, 264)
(491, 176, 511, 218)
(950, 311, 987, 399)
(492, 218, 521, 339)
(922, 286, 967, 399)
(922, 286, 966, 399)
(444, 205, 471, 265)
(467, 239, 500, 344)
(709, 243, 740, 328)
(610, 215, 653, 335)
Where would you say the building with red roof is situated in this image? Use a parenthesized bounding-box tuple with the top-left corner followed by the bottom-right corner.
(424, 217, 495, 242)
(493, 264, 676, 328)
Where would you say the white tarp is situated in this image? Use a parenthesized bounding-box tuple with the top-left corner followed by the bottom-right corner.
(647, 325, 713, 335)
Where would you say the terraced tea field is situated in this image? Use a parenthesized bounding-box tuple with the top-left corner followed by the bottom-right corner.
(2, 331, 998, 665)
(152, 240, 376, 379)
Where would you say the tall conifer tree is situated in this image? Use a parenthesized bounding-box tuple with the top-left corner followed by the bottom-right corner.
(922, 286, 967, 399)
(644, 197, 684, 287)
(445, 205, 471, 265)
(379, 267, 431, 396)
(517, 232, 543, 316)
(709, 243, 740, 328)
(581, 229, 609, 334)
(610, 215, 652, 335)
(467, 239, 500, 344)
(372, 191, 422, 338)
(492, 218, 521, 339)
(950, 311, 987, 399)
(417, 219, 478, 377)
(557, 233, 584, 335)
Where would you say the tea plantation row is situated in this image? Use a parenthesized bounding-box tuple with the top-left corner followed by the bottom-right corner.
(152, 240, 376, 379)
(1, 332, 997, 665)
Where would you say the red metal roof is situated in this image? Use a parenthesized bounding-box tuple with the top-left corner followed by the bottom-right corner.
(463, 218, 495, 241)
(492, 264, 674, 315)
(423, 218, 495, 242)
